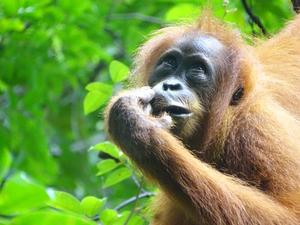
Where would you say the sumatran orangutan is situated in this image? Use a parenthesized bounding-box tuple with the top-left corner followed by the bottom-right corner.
(105, 12, 300, 225)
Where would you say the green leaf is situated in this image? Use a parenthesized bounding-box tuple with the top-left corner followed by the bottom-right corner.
(80, 196, 106, 218)
(96, 159, 119, 176)
(0, 173, 49, 215)
(99, 209, 118, 225)
(90, 141, 120, 159)
(83, 82, 113, 115)
(10, 210, 97, 225)
(47, 191, 82, 214)
(0, 80, 8, 92)
(165, 4, 200, 22)
(103, 167, 132, 188)
(0, 18, 24, 33)
(109, 60, 129, 83)
(83, 91, 109, 115)
(0, 148, 12, 181)
(114, 211, 144, 225)
(85, 82, 113, 93)
(126, 214, 144, 225)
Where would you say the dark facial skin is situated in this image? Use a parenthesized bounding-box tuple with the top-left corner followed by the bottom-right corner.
(149, 34, 226, 135)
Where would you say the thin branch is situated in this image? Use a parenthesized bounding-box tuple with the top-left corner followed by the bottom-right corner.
(114, 191, 155, 211)
(122, 179, 143, 225)
(292, 0, 300, 13)
(241, 0, 267, 35)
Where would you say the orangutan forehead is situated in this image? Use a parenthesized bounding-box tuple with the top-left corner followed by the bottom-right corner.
(170, 34, 225, 57)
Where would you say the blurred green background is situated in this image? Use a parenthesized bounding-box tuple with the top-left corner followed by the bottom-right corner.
(0, 0, 295, 224)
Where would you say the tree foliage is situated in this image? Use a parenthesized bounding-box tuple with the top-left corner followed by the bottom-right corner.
(0, 0, 294, 224)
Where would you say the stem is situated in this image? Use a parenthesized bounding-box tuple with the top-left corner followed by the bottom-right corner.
(114, 191, 155, 211)
(241, 0, 267, 35)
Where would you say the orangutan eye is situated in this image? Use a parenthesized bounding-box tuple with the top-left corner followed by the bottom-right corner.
(231, 87, 244, 105)
(161, 55, 177, 68)
(189, 64, 205, 74)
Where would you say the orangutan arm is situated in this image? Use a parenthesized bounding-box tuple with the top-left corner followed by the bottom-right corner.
(105, 87, 298, 225)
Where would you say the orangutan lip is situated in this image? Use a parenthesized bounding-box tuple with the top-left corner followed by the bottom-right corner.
(164, 105, 192, 118)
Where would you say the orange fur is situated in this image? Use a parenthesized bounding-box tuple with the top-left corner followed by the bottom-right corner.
(106, 13, 300, 225)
